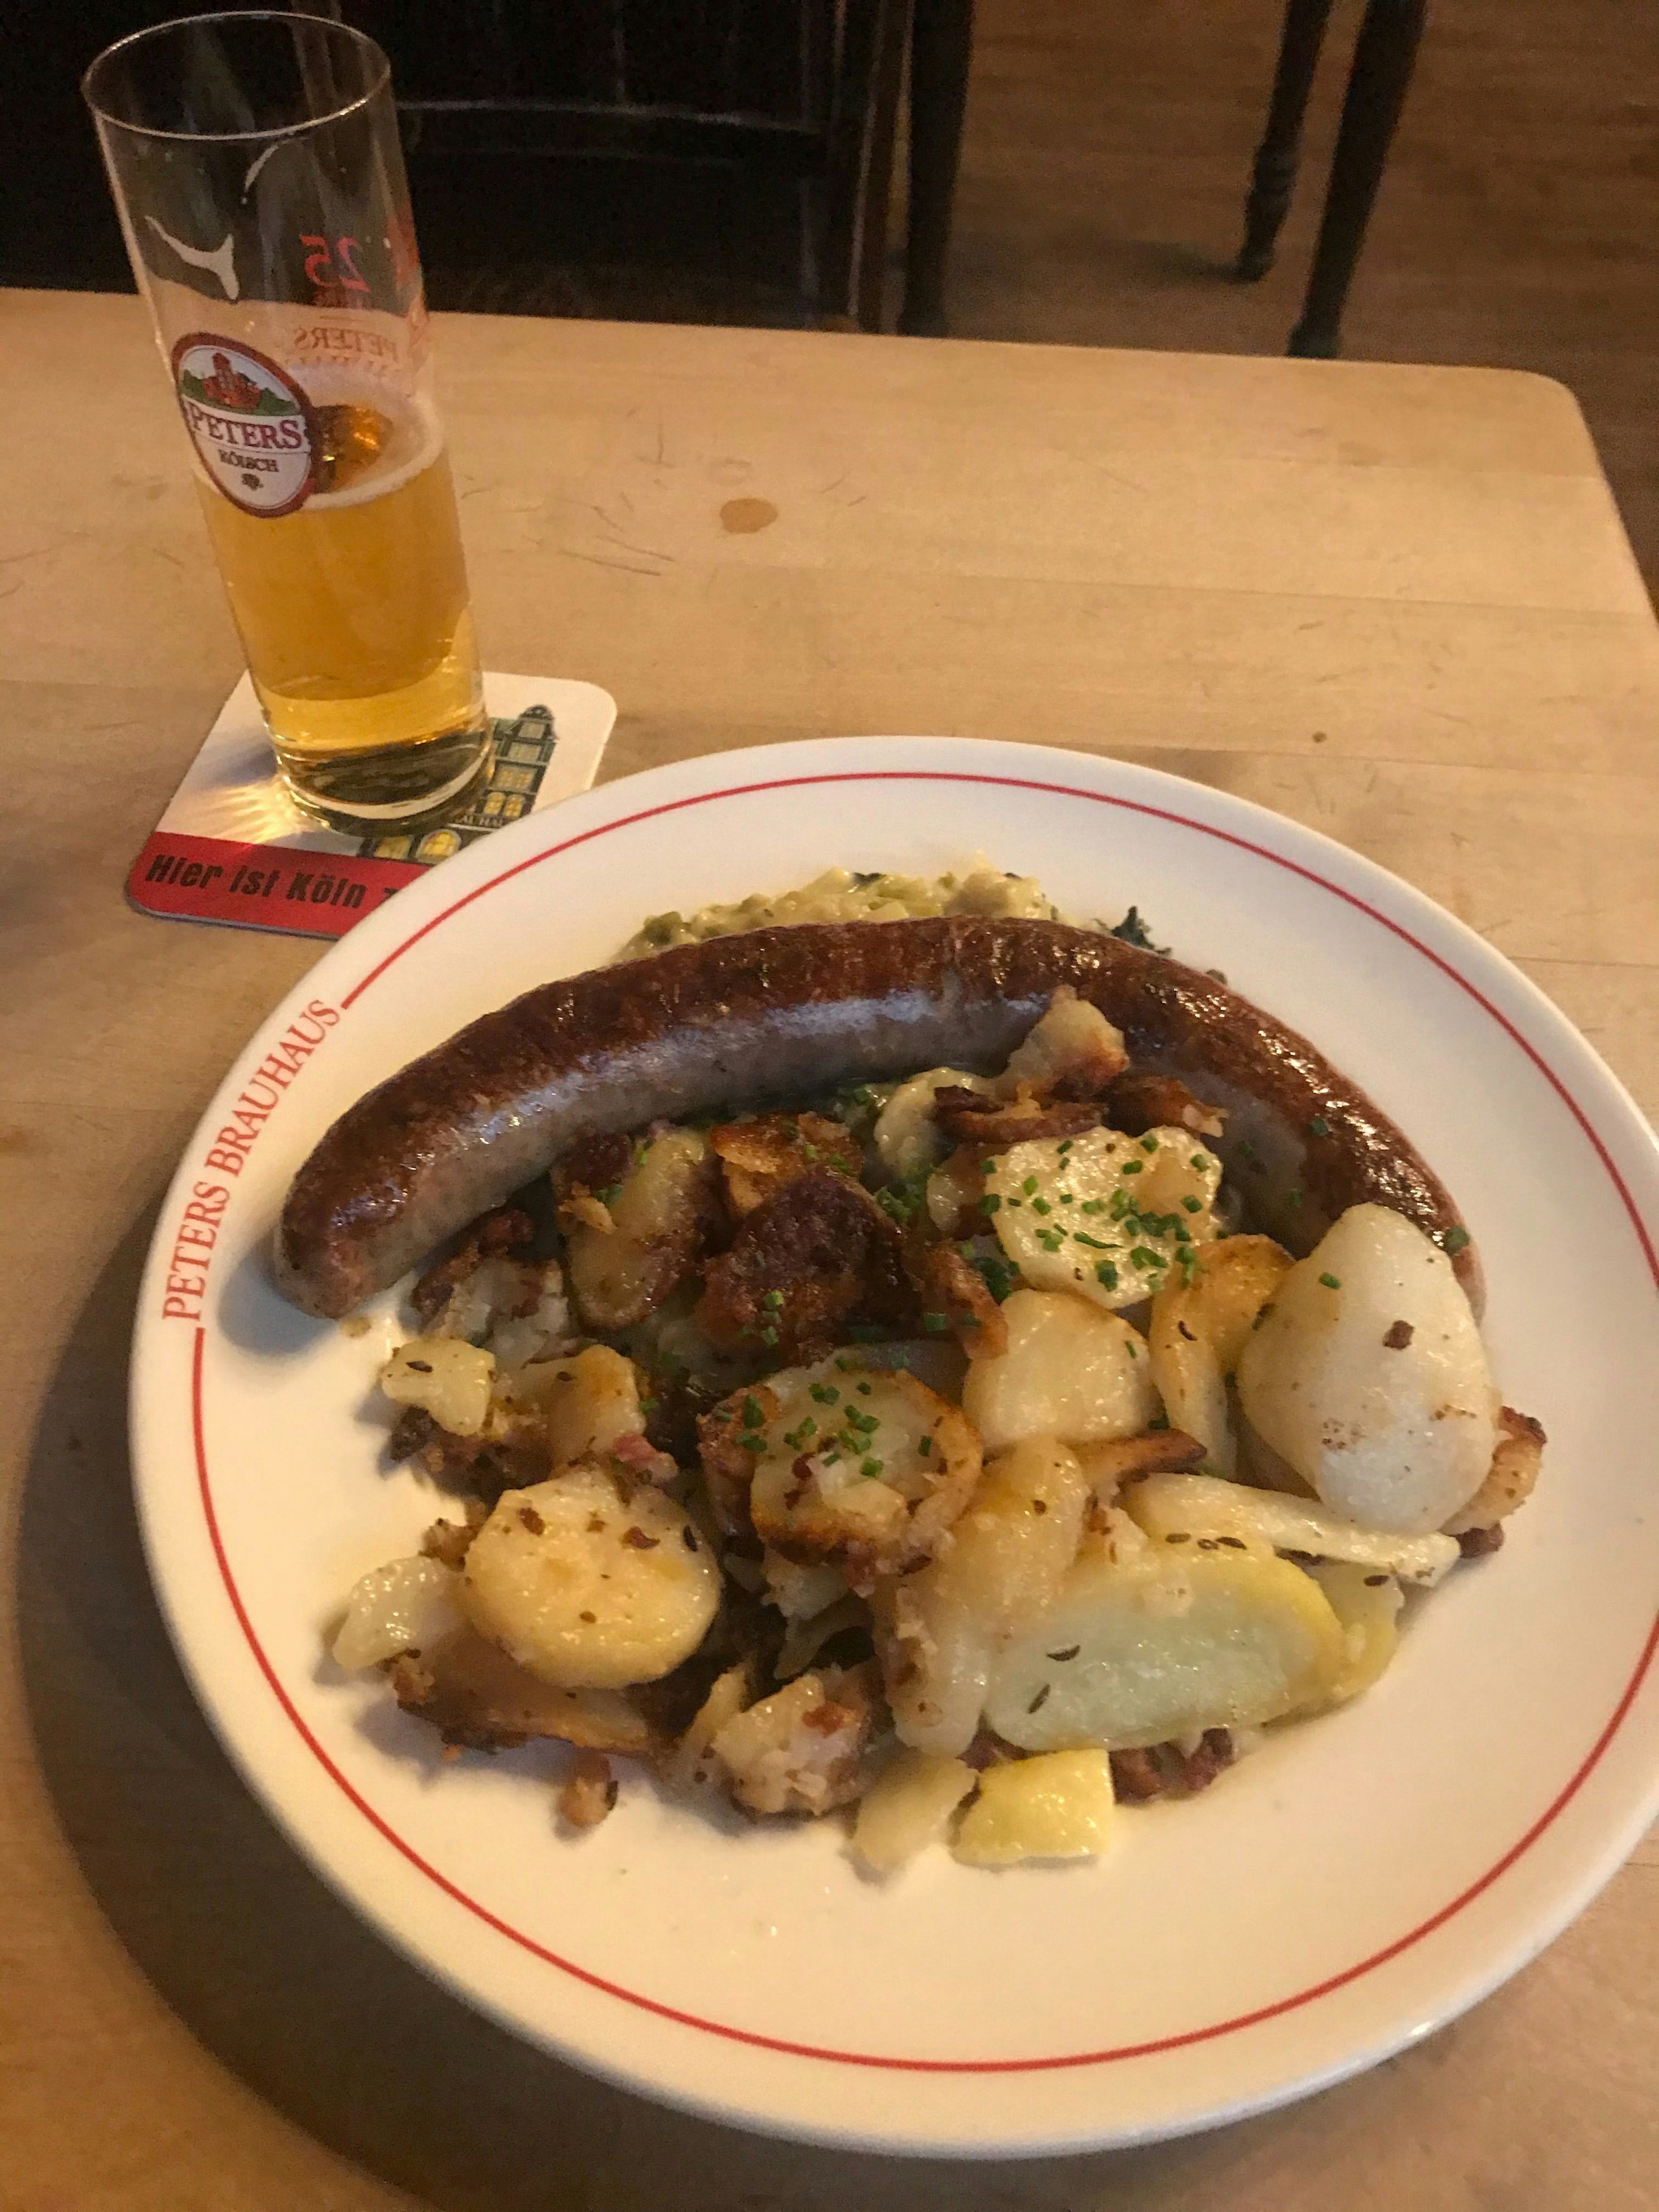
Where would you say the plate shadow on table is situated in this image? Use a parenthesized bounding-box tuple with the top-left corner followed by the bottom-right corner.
(16, 1198, 1552, 2212)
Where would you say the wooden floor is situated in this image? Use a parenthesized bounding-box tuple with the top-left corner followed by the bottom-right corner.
(941, 0, 1659, 595)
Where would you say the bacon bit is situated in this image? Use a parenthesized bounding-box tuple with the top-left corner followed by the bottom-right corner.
(558, 1749, 619, 1830)
(420, 1499, 489, 1569)
(411, 1206, 535, 1322)
(1383, 1319, 1414, 1350)
(609, 1430, 678, 1484)
(622, 1525, 661, 1551)
(1112, 1731, 1236, 1801)
(901, 1236, 1008, 1358)
(1102, 1072, 1226, 1141)
(932, 1087, 1103, 1150)
(960, 1730, 1020, 1771)
(801, 1697, 854, 1736)
(710, 1112, 862, 1217)
(1178, 1728, 1236, 1793)
(1083, 1430, 1206, 1492)
(518, 1505, 546, 1536)
(1457, 1523, 1505, 1558)
(553, 1131, 633, 1197)
(1109, 1748, 1165, 1801)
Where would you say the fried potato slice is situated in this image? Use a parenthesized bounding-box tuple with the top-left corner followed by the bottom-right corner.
(461, 1465, 720, 1689)
(952, 1748, 1116, 1867)
(984, 1532, 1344, 1751)
(962, 1288, 1157, 1452)
(986, 1126, 1222, 1312)
(1236, 1205, 1497, 1534)
(1147, 1234, 1294, 1476)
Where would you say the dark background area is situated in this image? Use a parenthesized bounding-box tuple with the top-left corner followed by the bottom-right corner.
(5, 1, 1656, 587)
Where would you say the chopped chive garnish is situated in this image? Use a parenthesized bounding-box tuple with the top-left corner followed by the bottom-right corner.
(979, 1192, 1002, 1214)
(741, 1395, 764, 1427)
(921, 1310, 949, 1333)
(1081, 1198, 1105, 1214)
(760, 1325, 779, 1347)
(1319, 1272, 1341, 1290)
(1309, 1116, 1331, 1138)
(1073, 1231, 1110, 1249)
(1443, 1225, 1471, 1254)
(1022, 1176, 1039, 1196)
(1031, 1197, 1052, 1216)
(860, 1456, 884, 1479)
(1182, 1195, 1203, 1213)
(1121, 1159, 1144, 1176)
(1140, 1135, 1159, 1154)
(1095, 1259, 1119, 1291)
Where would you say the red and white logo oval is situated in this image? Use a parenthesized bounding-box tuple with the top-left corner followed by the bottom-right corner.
(171, 334, 317, 519)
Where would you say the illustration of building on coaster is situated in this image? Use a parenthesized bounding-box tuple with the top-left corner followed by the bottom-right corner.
(356, 705, 557, 864)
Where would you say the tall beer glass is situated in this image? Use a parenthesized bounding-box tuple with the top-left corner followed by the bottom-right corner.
(85, 12, 490, 828)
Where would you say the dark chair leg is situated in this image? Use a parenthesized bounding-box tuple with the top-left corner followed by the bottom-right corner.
(855, 0, 910, 331)
(1289, 0, 1427, 357)
(898, 0, 974, 337)
(1237, 0, 1336, 281)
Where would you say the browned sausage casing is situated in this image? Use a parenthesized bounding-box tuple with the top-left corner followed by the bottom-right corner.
(274, 918, 1478, 1319)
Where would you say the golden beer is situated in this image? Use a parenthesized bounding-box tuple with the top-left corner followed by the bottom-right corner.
(194, 393, 489, 823)
(86, 15, 493, 832)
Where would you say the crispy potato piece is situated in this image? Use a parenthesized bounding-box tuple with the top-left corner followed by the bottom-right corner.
(903, 1236, 1009, 1358)
(874, 1069, 992, 1181)
(696, 1170, 910, 1363)
(873, 1440, 1090, 1758)
(558, 1749, 618, 1830)
(1102, 1072, 1226, 1140)
(700, 1358, 981, 1583)
(933, 1088, 1103, 1150)
(461, 1466, 721, 1689)
(1237, 1206, 1497, 1535)
(540, 1344, 648, 1469)
(710, 1664, 879, 1816)
(851, 1749, 977, 1873)
(710, 1112, 863, 1216)
(566, 1127, 718, 1333)
(1147, 1235, 1294, 1477)
(998, 989, 1128, 1102)
(1072, 1429, 1206, 1500)
(388, 1626, 659, 1755)
(985, 1532, 1345, 1751)
(1123, 1471, 1460, 1586)
(962, 1289, 1157, 1453)
(333, 1554, 464, 1672)
(952, 1748, 1116, 1866)
(381, 1337, 496, 1437)
(1443, 1405, 1545, 1535)
(986, 1127, 1222, 1312)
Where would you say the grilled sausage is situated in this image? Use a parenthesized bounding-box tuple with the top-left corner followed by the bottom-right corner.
(274, 918, 1478, 1319)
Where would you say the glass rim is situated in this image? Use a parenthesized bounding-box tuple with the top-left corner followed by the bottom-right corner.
(82, 10, 391, 146)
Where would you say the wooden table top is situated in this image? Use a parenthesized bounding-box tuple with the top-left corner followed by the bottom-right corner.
(2, 287, 1655, 2212)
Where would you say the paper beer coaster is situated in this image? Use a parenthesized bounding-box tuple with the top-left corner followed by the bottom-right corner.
(129, 672, 617, 941)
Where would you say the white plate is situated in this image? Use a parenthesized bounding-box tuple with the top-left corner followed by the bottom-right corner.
(130, 737, 1659, 2157)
